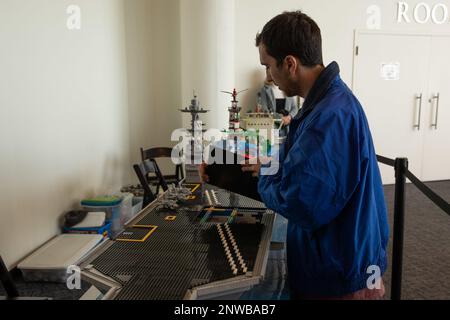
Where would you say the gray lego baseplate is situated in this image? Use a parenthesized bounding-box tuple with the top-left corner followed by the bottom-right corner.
(80, 183, 274, 300)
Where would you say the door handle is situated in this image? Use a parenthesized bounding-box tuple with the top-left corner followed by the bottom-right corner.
(414, 93, 423, 130)
(430, 93, 440, 130)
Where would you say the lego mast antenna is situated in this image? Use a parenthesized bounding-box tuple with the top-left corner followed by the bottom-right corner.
(221, 89, 248, 131)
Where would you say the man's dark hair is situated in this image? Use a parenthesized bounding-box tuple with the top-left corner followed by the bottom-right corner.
(256, 11, 323, 67)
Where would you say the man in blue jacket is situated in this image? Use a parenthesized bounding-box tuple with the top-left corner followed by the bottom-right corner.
(243, 11, 389, 299)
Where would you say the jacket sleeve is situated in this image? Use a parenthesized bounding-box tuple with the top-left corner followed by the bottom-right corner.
(258, 108, 361, 232)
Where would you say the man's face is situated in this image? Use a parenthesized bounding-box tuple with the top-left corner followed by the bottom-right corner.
(259, 44, 292, 96)
(265, 68, 274, 84)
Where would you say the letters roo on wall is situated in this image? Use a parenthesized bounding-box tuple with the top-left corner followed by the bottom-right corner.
(397, 1, 450, 24)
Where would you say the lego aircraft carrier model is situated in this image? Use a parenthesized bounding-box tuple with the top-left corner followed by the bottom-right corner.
(79, 183, 274, 300)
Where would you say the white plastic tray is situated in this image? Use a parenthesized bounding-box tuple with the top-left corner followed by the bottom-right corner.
(18, 234, 103, 282)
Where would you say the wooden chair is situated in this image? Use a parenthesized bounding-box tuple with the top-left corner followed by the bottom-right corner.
(0, 255, 51, 300)
(0, 255, 19, 299)
(133, 160, 167, 208)
(140, 147, 184, 194)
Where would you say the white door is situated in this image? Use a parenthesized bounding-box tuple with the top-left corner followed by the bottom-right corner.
(421, 36, 450, 181)
(353, 32, 431, 184)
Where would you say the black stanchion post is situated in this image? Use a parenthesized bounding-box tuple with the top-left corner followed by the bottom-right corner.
(391, 158, 408, 300)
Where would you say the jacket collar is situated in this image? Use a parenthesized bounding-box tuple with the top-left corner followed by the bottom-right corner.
(295, 61, 341, 121)
(285, 62, 340, 152)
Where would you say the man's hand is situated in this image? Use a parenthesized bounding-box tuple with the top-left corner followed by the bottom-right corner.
(241, 163, 261, 177)
(282, 115, 292, 126)
(240, 156, 271, 178)
(199, 162, 210, 183)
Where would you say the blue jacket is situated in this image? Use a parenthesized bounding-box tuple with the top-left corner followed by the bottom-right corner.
(258, 62, 389, 297)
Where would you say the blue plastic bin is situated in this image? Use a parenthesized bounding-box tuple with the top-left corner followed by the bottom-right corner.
(81, 196, 123, 238)
(63, 221, 112, 238)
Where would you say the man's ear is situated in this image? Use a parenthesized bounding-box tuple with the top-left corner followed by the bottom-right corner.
(285, 55, 298, 76)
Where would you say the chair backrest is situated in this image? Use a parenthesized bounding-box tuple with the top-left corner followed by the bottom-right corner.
(141, 147, 184, 182)
(133, 160, 167, 208)
(141, 147, 173, 161)
(0, 255, 19, 299)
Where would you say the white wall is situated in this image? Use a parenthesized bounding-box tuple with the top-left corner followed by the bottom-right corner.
(125, 0, 182, 172)
(178, 0, 450, 123)
(235, 0, 450, 107)
(180, 0, 235, 131)
(0, 0, 131, 268)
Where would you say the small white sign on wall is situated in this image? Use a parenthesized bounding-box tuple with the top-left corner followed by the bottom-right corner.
(380, 63, 400, 80)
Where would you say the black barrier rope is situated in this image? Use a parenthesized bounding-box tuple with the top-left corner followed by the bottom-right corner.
(376, 154, 450, 300)
(378, 154, 450, 216)
(377, 155, 396, 168)
(405, 171, 450, 216)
